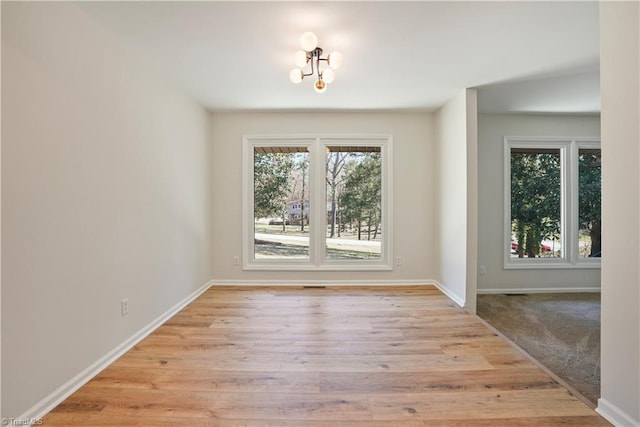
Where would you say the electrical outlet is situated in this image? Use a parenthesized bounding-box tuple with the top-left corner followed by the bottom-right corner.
(121, 298, 129, 316)
(479, 266, 486, 275)
(233, 256, 240, 266)
(395, 256, 402, 266)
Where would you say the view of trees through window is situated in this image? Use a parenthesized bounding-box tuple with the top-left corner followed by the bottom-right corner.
(578, 148, 602, 258)
(510, 148, 562, 258)
(509, 143, 601, 261)
(253, 146, 310, 259)
(326, 147, 382, 259)
(253, 145, 382, 261)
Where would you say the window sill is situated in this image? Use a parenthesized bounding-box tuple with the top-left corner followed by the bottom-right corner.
(243, 262, 393, 271)
(504, 260, 601, 270)
(242, 260, 393, 271)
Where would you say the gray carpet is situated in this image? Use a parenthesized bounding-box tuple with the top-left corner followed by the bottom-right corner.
(477, 293, 600, 405)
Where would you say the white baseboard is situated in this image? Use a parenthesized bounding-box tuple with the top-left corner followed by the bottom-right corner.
(430, 280, 465, 307)
(211, 279, 466, 308)
(211, 279, 434, 286)
(597, 398, 640, 427)
(20, 280, 213, 425)
(477, 287, 601, 294)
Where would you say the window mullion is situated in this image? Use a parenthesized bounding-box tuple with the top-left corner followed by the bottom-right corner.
(503, 139, 512, 268)
(242, 136, 253, 266)
(559, 143, 568, 261)
(381, 142, 391, 265)
(567, 141, 578, 264)
(311, 138, 326, 267)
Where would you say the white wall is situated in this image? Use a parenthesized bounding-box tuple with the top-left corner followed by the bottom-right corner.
(0, 2, 3, 418)
(1, 2, 212, 418)
(598, 2, 640, 425)
(477, 113, 601, 293)
(210, 112, 435, 283)
(434, 89, 478, 309)
(466, 90, 479, 312)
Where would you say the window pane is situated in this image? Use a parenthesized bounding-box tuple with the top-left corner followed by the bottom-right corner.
(510, 148, 562, 258)
(326, 147, 382, 260)
(578, 148, 601, 258)
(254, 147, 310, 259)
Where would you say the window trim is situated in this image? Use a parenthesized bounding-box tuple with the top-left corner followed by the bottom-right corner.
(503, 137, 601, 270)
(243, 134, 393, 271)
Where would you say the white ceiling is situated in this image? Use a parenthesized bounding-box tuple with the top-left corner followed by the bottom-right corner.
(76, 1, 600, 113)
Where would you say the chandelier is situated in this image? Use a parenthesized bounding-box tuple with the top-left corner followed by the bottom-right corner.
(289, 32, 343, 93)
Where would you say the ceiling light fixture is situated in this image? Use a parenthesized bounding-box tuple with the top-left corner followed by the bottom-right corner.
(289, 32, 342, 94)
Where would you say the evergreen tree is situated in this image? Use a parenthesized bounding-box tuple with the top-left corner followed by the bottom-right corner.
(578, 150, 601, 256)
(511, 151, 561, 257)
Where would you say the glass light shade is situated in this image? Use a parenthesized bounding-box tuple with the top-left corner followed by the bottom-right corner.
(322, 68, 335, 84)
(314, 79, 327, 93)
(300, 32, 318, 52)
(289, 69, 303, 84)
(328, 51, 343, 69)
(294, 50, 308, 68)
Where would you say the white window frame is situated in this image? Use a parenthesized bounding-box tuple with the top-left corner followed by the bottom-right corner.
(504, 137, 601, 269)
(243, 134, 393, 271)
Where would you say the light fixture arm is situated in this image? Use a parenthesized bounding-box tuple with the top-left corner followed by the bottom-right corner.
(300, 47, 324, 79)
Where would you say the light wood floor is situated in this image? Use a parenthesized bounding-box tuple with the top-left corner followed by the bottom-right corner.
(42, 286, 610, 426)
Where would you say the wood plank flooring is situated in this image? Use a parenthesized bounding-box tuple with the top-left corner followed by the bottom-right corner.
(41, 286, 610, 426)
